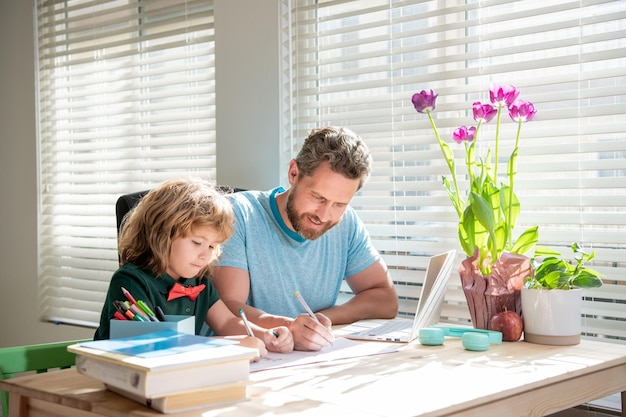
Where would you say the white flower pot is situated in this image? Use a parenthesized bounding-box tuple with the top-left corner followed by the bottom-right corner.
(520, 287, 583, 345)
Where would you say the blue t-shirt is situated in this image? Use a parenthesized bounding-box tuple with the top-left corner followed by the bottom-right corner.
(218, 187, 379, 318)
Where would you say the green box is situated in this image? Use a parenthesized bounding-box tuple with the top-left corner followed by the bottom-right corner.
(110, 315, 195, 339)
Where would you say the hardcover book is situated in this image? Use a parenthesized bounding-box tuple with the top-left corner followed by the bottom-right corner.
(68, 330, 258, 398)
(106, 381, 249, 413)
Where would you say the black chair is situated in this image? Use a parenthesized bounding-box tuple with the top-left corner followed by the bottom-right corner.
(115, 186, 245, 235)
(115, 190, 150, 234)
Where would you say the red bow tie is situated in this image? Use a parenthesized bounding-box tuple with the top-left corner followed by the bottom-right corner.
(167, 283, 206, 301)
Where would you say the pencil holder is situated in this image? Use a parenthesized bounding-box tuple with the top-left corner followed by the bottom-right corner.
(110, 315, 195, 339)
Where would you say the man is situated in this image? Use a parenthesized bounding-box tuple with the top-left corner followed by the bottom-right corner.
(213, 126, 398, 351)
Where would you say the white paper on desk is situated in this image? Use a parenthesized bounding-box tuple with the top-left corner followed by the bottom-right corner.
(250, 337, 398, 372)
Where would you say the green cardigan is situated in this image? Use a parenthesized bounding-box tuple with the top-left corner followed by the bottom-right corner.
(94, 263, 219, 340)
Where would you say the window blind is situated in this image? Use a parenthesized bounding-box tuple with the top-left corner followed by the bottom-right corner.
(36, 0, 215, 327)
(287, 0, 626, 342)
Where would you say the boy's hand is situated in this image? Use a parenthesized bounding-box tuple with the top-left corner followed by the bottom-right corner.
(264, 326, 294, 353)
(236, 335, 268, 362)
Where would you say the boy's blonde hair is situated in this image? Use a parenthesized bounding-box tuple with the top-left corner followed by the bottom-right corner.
(118, 178, 234, 278)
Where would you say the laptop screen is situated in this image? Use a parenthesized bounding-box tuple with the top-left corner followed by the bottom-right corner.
(412, 249, 456, 332)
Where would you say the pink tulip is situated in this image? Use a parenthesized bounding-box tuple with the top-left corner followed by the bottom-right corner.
(489, 82, 519, 107)
(509, 100, 537, 122)
(452, 126, 476, 144)
(411, 89, 438, 113)
(472, 101, 497, 123)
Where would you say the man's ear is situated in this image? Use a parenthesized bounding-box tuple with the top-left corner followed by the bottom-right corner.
(288, 160, 299, 185)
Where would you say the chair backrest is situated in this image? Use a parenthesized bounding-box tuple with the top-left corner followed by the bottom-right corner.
(115, 189, 150, 233)
(0, 339, 90, 416)
(115, 186, 246, 236)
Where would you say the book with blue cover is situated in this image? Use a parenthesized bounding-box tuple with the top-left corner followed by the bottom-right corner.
(68, 330, 258, 398)
(78, 329, 238, 358)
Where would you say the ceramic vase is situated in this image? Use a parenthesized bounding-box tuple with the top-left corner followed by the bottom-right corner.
(459, 251, 530, 330)
(521, 287, 583, 345)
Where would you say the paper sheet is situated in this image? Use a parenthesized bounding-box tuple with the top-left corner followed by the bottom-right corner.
(250, 337, 398, 372)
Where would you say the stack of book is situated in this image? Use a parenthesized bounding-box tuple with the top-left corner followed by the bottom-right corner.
(68, 330, 259, 413)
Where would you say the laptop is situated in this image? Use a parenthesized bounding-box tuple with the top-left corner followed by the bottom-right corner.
(338, 250, 456, 343)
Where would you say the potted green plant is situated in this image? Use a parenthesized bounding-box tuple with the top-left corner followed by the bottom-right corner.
(521, 243, 603, 345)
(412, 83, 539, 330)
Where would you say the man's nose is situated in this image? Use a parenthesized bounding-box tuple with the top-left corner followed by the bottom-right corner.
(316, 202, 332, 222)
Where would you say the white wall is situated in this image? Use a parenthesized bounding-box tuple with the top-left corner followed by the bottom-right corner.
(215, 1, 282, 190)
(0, 0, 91, 347)
(0, 0, 281, 347)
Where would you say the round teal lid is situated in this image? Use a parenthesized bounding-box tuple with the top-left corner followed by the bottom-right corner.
(462, 332, 490, 351)
(418, 327, 445, 346)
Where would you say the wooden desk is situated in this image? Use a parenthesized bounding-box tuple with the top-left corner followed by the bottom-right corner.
(1, 338, 625, 417)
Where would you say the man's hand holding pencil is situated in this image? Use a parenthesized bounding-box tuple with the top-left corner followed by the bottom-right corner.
(290, 291, 335, 351)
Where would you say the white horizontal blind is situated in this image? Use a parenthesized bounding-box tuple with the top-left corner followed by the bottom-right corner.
(36, 0, 215, 327)
(288, 0, 626, 342)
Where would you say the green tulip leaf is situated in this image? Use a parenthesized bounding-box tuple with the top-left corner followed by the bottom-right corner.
(468, 192, 495, 233)
(510, 225, 539, 255)
(492, 222, 506, 259)
(458, 210, 475, 256)
(533, 246, 562, 257)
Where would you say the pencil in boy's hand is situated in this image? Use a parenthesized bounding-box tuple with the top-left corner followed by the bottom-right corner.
(239, 308, 255, 337)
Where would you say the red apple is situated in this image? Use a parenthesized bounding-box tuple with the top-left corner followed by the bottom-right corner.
(490, 310, 523, 342)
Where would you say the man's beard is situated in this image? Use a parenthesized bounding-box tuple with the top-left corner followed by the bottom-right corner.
(286, 191, 337, 240)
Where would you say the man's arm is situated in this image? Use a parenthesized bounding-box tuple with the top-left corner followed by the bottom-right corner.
(212, 266, 334, 351)
(318, 257, 399, 324)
